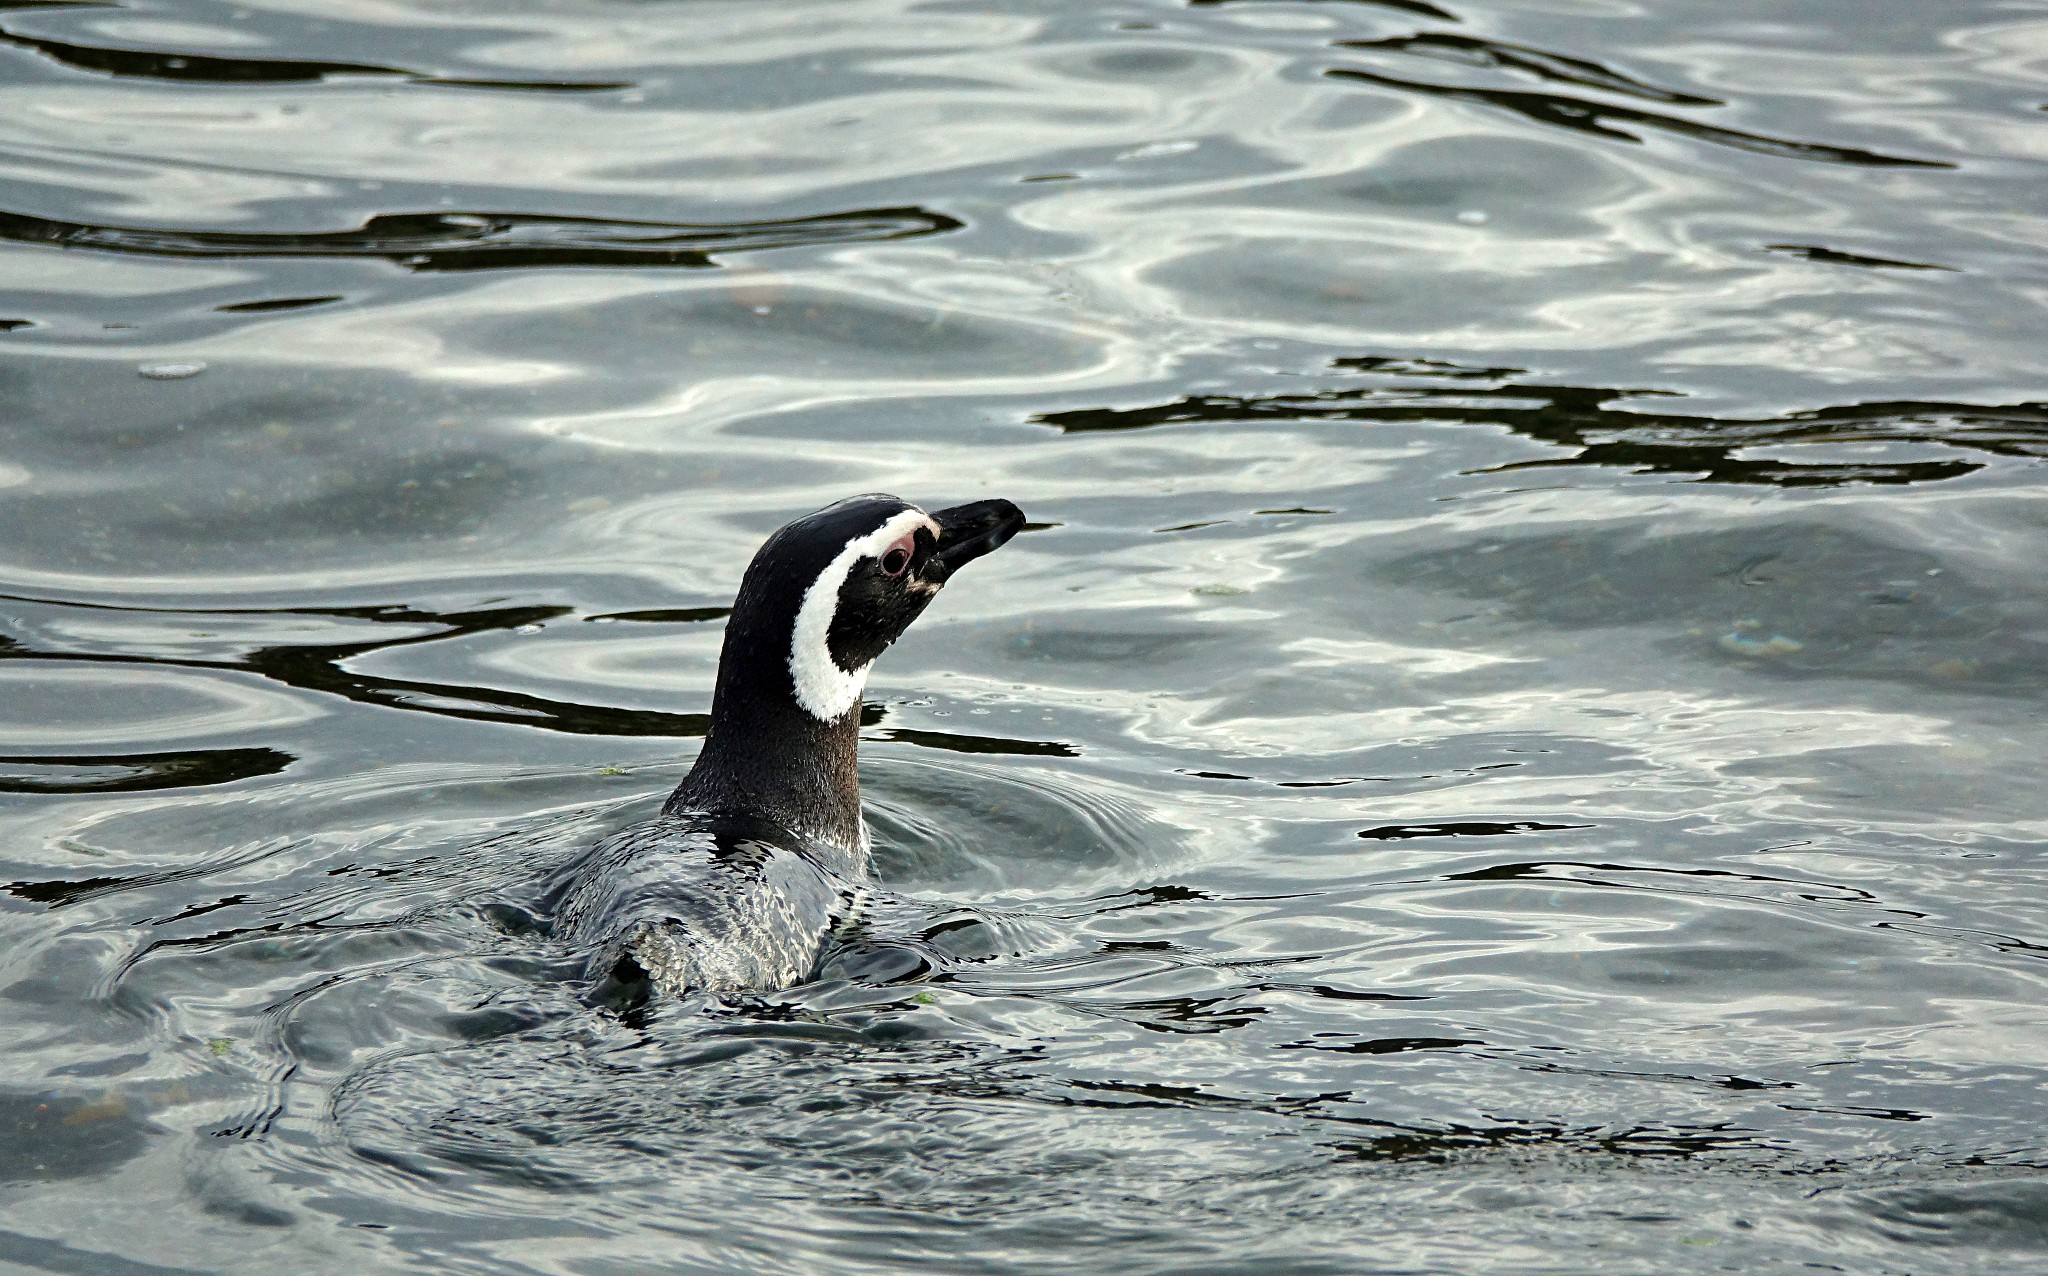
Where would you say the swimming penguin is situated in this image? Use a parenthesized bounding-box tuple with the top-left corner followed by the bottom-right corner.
(550, 493, 1026, 1000)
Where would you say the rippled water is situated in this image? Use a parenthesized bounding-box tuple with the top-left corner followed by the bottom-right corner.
(3, 0, 2046, 1271)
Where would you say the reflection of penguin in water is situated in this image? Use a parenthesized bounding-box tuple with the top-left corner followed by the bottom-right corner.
(551, 494, 1025, 1001)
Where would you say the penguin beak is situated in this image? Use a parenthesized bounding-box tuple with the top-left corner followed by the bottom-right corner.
(928, 499, 1026, 581)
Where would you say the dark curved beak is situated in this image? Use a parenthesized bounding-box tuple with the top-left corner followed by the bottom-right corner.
(929, 499, 1026, 581)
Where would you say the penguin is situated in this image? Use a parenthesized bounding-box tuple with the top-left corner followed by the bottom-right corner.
(550, 493, 1026, 1001)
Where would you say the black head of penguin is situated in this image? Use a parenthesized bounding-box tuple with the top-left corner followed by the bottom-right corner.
(668, 493, 1025, 848)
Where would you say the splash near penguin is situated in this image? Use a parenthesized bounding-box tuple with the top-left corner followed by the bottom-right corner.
(550, 494, 1026, 1000)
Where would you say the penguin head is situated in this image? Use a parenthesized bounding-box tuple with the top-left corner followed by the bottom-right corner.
(726, 494, 1025, 723)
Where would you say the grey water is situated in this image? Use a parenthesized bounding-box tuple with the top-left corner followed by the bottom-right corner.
(1, 0, 2045, 1271)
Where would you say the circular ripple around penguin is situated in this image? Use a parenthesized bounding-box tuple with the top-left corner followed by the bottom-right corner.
(861, 755, 1173, 895)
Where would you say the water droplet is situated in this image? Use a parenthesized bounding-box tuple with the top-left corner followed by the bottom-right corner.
(139, 362, 206, 380)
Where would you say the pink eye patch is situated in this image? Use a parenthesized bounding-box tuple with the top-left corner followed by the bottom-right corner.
(880, 534, 915, 576)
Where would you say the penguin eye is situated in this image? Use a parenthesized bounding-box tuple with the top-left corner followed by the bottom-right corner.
(879, 536, 914, 577)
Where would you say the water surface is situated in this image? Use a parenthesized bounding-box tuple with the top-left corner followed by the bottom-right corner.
(2, 0, 2046, 1271)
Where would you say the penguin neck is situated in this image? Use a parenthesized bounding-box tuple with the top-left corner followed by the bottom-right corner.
(667, 645, 866, 853)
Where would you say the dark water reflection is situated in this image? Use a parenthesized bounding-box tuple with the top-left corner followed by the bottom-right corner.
(2, 0, 2046, 1271)
(1040, 374, 2048, 485)
(0, 206, 961, 271)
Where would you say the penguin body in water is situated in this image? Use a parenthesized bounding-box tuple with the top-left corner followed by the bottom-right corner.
(551, 494, 1025, 999)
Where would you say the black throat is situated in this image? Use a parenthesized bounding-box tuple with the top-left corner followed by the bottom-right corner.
(662, 552, 864, 851)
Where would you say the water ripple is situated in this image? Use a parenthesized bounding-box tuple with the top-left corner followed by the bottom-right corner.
(0, 746, 290, 795)
(1038, 375, 2048, 487)
(1326, 66, 1957, 168)
(0, 206, 963, 271)
(0, 24, 632, 90)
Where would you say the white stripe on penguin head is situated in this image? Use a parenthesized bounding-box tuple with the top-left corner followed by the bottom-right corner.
(788, 508, 938, 722)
